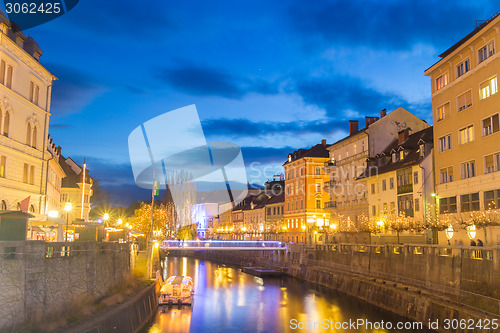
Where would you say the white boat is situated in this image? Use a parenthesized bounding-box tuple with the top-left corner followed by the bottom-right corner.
(159, 275, 194, 305)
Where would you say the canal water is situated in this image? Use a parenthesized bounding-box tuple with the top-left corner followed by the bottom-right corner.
(147, 257, 433, 333)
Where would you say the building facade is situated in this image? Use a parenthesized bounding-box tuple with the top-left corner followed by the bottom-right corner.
(60, 156, 93, 223)
(264, 193, 284, 241)
(424, 12, 500, 245)
(326, 108, 430, 236)
(284, 140, 331, 244)
(362, 127, 434, 244)
(0, 14, 56, 215)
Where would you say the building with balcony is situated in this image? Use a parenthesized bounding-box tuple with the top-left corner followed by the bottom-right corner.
(360, 127, 434, 244)
(325, 108, 429, 236)
(283, 140, 331, 244)
(424, 11, 500, 245)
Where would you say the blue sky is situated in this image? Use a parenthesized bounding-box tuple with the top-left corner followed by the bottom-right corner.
(13, 0, 499, 205)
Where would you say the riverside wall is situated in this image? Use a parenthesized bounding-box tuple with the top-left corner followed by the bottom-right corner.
(170, 244, 500, 333)
(0, 241, 132, 331)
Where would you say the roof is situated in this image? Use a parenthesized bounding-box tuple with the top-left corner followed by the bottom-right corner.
(426, 10, 500, 71)
(284, 142, 331, 165)
(358, 127, 433, 178)
(266, 193, 284, 205)
(60, 156, 92, 188)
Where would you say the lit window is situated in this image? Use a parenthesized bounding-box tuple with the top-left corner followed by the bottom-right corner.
(315, 199, 321, 209)
(0, 155, 5, 178)
(437, 103, 450, 121)
(315, 183, 321, 193)
(399, 151, 404, 160)
(482, 114, 499, 137)
(484, 153, 500, 174)
(457, 90, 472, 112)
(460, 160, 476, 179)
(484, 189, 500, 210)
(439, 166, 454, 184)
(479, 76, 498, 100)
(456, 59, 470, 78)
(435, 73, 449, 90)
(478, 41, 495, 64)
(459, 125, 474, 145)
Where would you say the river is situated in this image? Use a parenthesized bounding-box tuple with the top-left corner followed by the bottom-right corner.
(147, 257, 433, 333)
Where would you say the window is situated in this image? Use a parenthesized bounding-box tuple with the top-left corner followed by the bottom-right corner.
(435, 73, 449, 90)
(315, 183, 321, 193)
(29, 81, 40, 105)
(456, 59, 470, 78)
(480, 76, 498, 100)
(484, 189, 500, 209)
(439, 166, 454, 184)
(482, 114, 499, 136)
(457, 90, 472, 112)
(2, 111, 9, 136)
(419, 144, 425, 157)
(478, 41, 495, 63)
(267, 208, 271, 215)
(32, 126, 37, 148)
(415, 198, 420, 212)
(389, 178, 394, 189)
(392, 153, 396, 162)
(459, 125, 474, 145)
(301, 168, 304, 176)
(484, 153, 500, 174)
(399, 151, 404, 160)
(383, 203, 388, 213)
(26, 123, 31, 145)
(29, 166, 34, 185)
(382, 179, 386, 191)
(300, 200, 303, 209)
(372, 205, 376, 216)
(315, 167, 321, 175)
(390, 202, 395, 213)
(6, 65, 12, 88)
(371, 183, 375, 194)
(0, 60, 4, 84)
(0, 155, 5, 177)
(461, 193, 480, 212)
(413, 172, 419, 184)
(437, 103, 450, 121)
(1, 200, 6, 210)
(23, 163, 28, 183)
(439, 196, 457, 214)
(438, 135, 452, 152)
(461, 160, 476, 179)
(315, 199, 321, 209)
(397, 194, 414, 217)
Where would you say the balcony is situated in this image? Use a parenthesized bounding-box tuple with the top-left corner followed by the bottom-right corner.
(324, 201, 337, 209)
(397, 184, 413, 194)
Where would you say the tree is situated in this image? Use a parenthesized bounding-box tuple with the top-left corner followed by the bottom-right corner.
(130, 202, 169, 238)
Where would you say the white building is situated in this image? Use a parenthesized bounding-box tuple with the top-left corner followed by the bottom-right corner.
(0, 14, 56, 215)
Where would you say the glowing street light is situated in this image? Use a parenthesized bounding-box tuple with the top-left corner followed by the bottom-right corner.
(103, 213, 109, 226)
(64, 202, 72, 242)
(117, 218, 123, 225)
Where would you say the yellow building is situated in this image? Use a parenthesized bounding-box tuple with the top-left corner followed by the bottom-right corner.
(59, 156, 93, 223)
(283, 140, 331, 244)
(424, 12, 500, 246)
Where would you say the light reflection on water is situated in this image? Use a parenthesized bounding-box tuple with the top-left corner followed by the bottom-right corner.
(148, 257, 432, 333)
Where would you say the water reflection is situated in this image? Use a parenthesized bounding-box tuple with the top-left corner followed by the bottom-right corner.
(148, 257, 432, 333)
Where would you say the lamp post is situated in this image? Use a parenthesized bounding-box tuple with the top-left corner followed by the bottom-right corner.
(64, 202, 72, 242)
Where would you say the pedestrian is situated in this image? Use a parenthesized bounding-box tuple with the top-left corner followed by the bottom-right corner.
(447, 239, 451, 245)
(477, 239, 484, 247)
(470, 240, 476, 246)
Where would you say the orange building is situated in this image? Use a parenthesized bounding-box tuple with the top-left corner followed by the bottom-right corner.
(283, 140, 331, 244)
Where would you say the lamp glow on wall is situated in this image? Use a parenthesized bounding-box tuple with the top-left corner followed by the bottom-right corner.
(467, 225, 476, 240)
(445, 225, 454, 240)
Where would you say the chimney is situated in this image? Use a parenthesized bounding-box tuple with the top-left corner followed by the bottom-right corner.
(380, 109, 387, 118)
(348, 120, 358, 135)
(321, 139, 327, 147)
(365, 116, 379, 127)
(398, 128, 410, 144)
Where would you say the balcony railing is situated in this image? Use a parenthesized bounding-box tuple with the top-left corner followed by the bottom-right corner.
(397, 184, 413, 194)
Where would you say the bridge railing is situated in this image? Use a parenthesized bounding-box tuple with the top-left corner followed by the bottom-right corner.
(160, 240, 286, 250)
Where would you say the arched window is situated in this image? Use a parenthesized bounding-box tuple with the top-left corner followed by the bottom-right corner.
(32, 126, 37, 148)
(26, 123, 31, 145)
(29, 205, 35, 213)
(16, 202, 21, 210)
(2, 111, 9, 136)
(1, 200, 6, 210)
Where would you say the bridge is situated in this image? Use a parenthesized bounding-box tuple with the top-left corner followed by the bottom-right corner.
(160, 240, 286, 251)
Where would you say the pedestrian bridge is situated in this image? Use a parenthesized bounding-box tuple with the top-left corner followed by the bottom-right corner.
(160, 240, 286, 251)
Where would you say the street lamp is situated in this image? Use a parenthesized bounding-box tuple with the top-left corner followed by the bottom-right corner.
(117, 218, 123, 226)
(64, 202, 72, 242)
(103, 213, 109, 226)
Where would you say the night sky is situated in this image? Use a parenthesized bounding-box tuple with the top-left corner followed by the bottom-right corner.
(13, 0, 499, 205)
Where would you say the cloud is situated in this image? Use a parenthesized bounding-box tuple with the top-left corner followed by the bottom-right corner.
(241, 146, 295, 165)
(288, 0, 497, 50)
(45, 63, 106, 115)
(156, 64, 279, 99)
